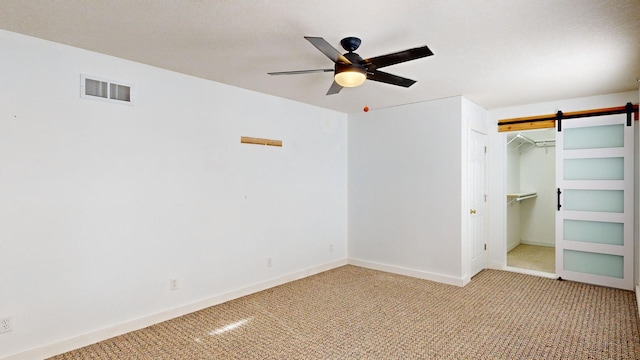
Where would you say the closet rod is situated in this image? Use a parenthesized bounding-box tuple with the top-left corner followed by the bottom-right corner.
(533, 139, 555, 147)
(517, 194, 537, 201)
(498, 103, 638, 132)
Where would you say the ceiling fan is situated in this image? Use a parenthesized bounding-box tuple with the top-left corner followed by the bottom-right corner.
(268, 36, 434, 95)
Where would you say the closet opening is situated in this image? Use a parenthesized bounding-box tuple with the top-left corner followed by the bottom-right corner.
(505, 128, 556, 276)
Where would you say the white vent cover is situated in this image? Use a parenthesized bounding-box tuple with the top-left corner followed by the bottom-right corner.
(81, 74, 133, 104)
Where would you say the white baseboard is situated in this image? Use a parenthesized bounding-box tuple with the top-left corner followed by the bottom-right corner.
(348, 258, 465, 287)
(506, 241, 520, 252)
(3, 259, 348, 360)
(520, 240, 555, 248)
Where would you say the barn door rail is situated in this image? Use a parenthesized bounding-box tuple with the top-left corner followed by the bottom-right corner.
(498, 103, 638, 132)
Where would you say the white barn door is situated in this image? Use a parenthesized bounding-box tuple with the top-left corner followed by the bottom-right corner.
(555, 113, 634, 290)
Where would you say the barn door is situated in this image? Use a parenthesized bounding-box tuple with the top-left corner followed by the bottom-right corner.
(555, 113, 634, 290)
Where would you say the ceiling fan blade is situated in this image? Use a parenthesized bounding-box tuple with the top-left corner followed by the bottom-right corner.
(304, 36, 351, 64)
(367, 70, 417, 88)
(362, 46, 433, 69)
(326, 81, 343, 95)
(268, 69, 333, 75)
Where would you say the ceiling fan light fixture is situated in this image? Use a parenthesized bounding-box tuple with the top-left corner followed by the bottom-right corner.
(334, 64, 366, 87)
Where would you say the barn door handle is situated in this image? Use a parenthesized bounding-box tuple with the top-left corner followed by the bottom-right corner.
(557, 188, 562, 211)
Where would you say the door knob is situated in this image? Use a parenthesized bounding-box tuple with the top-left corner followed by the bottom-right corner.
(470, 209, 477, 214)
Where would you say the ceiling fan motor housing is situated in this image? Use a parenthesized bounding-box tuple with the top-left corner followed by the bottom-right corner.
(342, 52, 364, 64)
(335, 62, 366, 75)
(337, 52, 366, 69)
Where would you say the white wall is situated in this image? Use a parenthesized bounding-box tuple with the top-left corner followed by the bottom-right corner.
(506, 139, 522, 251)
(519, 129, 556, 247)
(0, 30, 348, 359)
(506, 141, 521, 194)
(487, 91, 639, 270)
(348, 96, 465, 285)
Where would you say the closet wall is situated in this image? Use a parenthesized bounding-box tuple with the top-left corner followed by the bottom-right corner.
(506, 129, 556, 251)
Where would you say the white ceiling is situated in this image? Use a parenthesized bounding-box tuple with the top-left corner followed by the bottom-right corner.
(1, 0, 639, 113)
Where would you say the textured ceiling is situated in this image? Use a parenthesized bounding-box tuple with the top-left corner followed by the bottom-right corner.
(1, 0, 639, 113)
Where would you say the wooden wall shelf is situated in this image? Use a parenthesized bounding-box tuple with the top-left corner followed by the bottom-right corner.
(241, 136, 282, 147)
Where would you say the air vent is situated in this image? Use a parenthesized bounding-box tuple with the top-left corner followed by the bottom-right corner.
(110, 83, 131, 102)
(85, 78, 108, 98)
(81, 74, 133, 105)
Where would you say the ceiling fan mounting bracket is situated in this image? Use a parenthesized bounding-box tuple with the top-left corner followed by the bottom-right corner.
(340, 37, 361, 52)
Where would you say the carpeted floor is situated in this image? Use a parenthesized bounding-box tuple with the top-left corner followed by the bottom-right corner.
(507, 244, 555, 273)
(50, 265, 640, 359)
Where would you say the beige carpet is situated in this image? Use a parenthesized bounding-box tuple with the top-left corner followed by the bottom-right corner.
(508, 244, 555, 273)
(50, 265, 640, 359)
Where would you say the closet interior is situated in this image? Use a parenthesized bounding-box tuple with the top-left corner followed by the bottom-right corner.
(506, 129, 556, 273)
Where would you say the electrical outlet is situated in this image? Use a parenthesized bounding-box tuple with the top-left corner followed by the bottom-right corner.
(0, 317, 12, 333)
(170, 278, 178, 291)
(330, 244, 334, 253)
(266, 257, 272, 268)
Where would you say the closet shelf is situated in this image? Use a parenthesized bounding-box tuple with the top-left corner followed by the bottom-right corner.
(507, 192, 537, 205)
(507, 133, 555, 152)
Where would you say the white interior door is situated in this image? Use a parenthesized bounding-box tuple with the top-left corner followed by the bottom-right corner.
(469, 129, 487, 276)
(556, 113, 634, 290)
